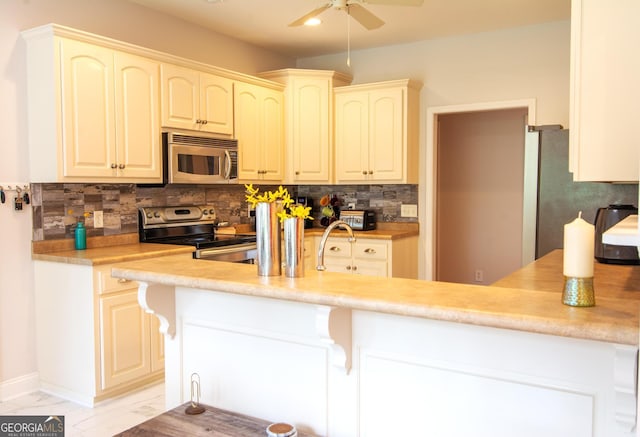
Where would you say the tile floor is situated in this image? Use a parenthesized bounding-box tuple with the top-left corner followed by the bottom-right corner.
(0, 383, 165, 436)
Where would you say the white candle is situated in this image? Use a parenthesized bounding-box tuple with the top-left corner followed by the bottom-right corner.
(563, 212, 595, 278)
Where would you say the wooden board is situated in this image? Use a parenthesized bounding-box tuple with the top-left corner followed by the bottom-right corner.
(115, 403, 315, 436)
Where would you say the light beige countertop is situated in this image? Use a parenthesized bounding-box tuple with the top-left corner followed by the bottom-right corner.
(32, 233, 194, 266)
(112, 250, 640, 346)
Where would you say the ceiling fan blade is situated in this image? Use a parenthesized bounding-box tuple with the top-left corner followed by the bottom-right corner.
(288, 3, 332, 27)
(348, 3, 384, 30)
(362, 0, 424, 5)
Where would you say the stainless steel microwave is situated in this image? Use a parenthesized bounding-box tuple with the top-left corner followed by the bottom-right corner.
(163, 131, 238, 184)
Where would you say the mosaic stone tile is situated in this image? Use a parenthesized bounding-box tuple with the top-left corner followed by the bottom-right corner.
(31, 183, 418, 241)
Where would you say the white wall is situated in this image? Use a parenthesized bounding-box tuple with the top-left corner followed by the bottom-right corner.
(298, 21, 570, 279)
(0, 0, 293, 398)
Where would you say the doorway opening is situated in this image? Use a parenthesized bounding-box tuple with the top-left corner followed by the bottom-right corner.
(423, 99, 536, 282)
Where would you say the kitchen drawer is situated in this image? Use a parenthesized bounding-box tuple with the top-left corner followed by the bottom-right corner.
(353, 241, 388, 261)
(96, 266, 137, 295)
(323, 238, 353, 259)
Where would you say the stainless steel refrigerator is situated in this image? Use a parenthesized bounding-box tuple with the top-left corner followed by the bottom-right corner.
(533, 128, 638, 258)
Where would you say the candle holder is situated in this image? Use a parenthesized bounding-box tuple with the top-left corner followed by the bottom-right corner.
(562, 276, 595, 307)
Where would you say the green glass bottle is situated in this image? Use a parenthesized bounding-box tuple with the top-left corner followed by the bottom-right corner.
(75, 221, 87, 250)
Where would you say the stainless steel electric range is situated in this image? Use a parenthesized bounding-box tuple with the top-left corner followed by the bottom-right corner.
(138, 205, 257, 263)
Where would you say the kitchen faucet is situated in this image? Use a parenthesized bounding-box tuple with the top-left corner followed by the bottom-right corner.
(316, 220, 356, 271)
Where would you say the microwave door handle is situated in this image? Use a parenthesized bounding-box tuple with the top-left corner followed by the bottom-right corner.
(224, 150, 232, 180)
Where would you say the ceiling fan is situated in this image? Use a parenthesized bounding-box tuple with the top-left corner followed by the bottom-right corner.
(289, 0, 425, 30)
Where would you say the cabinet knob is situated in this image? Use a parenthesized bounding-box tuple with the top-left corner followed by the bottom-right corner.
(364, 248, 376, 254)
(362, 170, 367, 175)
(346, 265, 351, 270)
(111, 163, 117, 169)
(118, 164, 125, 170)
(202, 120, 208, 125)
(295, 171, 300, 175)
(352, 266, 357, 271)
(329, 246, 341, 252)
(196, 119, 202, 124)
(368, 170, 373, 175)
(117, 278, 130, 284)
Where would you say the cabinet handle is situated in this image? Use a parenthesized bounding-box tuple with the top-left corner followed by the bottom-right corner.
(117, 278, 130, 283)
(111, 163, 117, 169)
(118, 164, 125, 170)
(329, 246, 341, 252)
(364, 248, 376, 254)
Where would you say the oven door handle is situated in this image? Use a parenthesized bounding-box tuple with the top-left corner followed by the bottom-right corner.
(196, 242, 257, 258)
(224, 150, 232, 180)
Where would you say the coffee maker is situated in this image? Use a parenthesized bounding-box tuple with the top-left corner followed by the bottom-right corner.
(296, 196, 314, 229)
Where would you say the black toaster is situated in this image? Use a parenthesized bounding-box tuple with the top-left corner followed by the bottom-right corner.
(340, 210, 376, 231)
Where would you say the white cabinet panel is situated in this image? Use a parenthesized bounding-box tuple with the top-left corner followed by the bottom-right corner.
(569, 0, 640, 182)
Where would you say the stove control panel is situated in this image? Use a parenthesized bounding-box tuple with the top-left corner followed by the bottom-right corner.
(139, 205, 217, 228)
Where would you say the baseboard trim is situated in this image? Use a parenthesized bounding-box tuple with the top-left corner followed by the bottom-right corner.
(0, 372, 39, 401)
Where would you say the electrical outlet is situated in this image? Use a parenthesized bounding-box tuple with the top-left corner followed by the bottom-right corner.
(94, 210, 103, 228)
(347, 202, 356, 210)
(400, 204, 418, 218)
(474, 269, 484, 282)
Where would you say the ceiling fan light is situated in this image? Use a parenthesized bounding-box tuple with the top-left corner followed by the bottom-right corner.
(304, 17, 322, 26)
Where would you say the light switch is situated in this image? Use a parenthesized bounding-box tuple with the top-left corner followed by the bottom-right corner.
(401, 204, 418, 218)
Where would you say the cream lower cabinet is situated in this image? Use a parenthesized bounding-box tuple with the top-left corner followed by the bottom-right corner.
(33, 260, 166, 406)
(314, 236, 418, 278)
(97, 267, 164, 390)
(235, 81, 285, 182)
(23, 26, 162, 183)
(161, 63, 234, 136)
(258, 69, 352, 184)
(334, 79, 420, 184)
(569, 0, 640, 182)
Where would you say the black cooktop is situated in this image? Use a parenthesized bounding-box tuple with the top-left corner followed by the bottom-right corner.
(155, 233, 256, 250)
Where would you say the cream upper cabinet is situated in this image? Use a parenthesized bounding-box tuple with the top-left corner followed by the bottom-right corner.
(334, 80, 420, 184)
(23, 28, 162, 183)
(569, 0, 640, 182)
(258, 69, 352, 184)
(235, 81, 284, 182)
(161, 63, 234, 136)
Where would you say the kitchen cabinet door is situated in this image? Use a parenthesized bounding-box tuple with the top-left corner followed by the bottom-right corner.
(335, 92, 370, 182)
(114, 52, 162, 180)
(200, 72, 234, 135)
(334, 80, 420, 184)
(235, 81, 284, 182)
(569, 0, 640, 182)
(369, 88, 404, 181)
(161, 63, 199, 131)
(100, 289, 152, 390)
(60, 39, 116, 178)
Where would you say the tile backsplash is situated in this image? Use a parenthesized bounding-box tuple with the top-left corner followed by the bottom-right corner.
(31, 183, 419, 241)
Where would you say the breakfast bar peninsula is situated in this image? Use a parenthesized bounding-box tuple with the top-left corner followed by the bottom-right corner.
(111, 250, 640, 437)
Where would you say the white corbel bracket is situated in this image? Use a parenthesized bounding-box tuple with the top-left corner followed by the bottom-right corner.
(614, 344, 637, 431)
(315, 306, 352, 374)
(137, 281, 176, 339)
